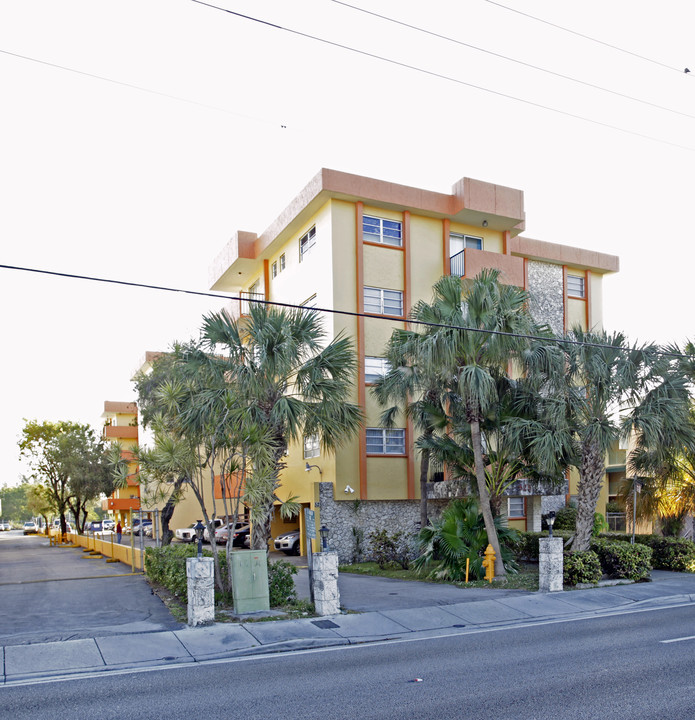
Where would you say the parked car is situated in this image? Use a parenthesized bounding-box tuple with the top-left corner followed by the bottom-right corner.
(85, 520, 104, 533)
(0, 521, 11, 531)
(274, 529, 301, 555)
(174, 523, 198, 543)
(201, 518, 225, 543)
(23, 521, 38, 535)
(52, 519, 73, 533)
(102, 519, 115, 531)
(132, 520, 153, 536)
(214, 524, 250, 547)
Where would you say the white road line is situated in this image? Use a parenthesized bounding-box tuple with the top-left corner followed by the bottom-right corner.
(660, 634, 695, 644)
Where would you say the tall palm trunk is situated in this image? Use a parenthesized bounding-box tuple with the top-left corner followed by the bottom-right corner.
(419, 442, 431, 529)
(572, 439, 605, 551)
(471, 419, 506, 577)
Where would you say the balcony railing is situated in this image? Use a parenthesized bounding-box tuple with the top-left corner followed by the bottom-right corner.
(607, 512, 626, 532)
(449, 250, 465, 277)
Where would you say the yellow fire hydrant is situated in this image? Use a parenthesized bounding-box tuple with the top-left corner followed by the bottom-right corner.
(482, 544, 496, 583)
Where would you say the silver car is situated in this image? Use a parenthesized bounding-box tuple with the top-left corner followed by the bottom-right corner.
(274, 529, 301, 555)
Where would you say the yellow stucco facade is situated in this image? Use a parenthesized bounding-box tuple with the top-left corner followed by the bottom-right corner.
(208, 168, 620, 533)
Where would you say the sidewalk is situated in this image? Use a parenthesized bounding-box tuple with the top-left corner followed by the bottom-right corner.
(3, 568, 695, 685)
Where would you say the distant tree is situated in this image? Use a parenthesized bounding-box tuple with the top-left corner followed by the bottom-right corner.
(18, 420, 113, 535)
(26, 483, 54, 535)
(0, 482, 31, 523)
(63, 425, 113, 532)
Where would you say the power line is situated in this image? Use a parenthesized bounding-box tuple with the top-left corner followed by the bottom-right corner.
(0, 48, 285, 128)
(0, 263, 690, 360)
(332, 0, 695, 122)
(190, 1, 695, 153)
(484, 0, 691, 76)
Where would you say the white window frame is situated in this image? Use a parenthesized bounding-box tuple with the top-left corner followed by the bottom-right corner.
(303, 434, 320, 459)
(449, 233, 483, 253)
(365, 356, 391, 383)
(508, 497, 525, 518)
(364, 287, 403, 316)
(366, 428, 406, 455)
(299, 227, 317, 261)
(567, 274, 585, 298)
(363, 215, 403, 247)
(271, 261, 278, 278)
(279, 253, 286, 271)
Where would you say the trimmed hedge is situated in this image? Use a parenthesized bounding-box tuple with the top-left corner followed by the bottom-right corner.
(591, 539, 652, 581)
(145, 546, 299, 606)
(598, 533, 695, 572)
(514, 531, 574, 561)
(564, 550, 602, 585)
(553, 507, 578, 531)
(145, 544, 201, 599)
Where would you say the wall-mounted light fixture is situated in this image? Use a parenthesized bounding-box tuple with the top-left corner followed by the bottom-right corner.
(482, 219, 489, 228)
(305, 462, 323, 477)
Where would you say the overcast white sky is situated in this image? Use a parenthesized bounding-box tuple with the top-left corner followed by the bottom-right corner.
(2, 0, 694, 487)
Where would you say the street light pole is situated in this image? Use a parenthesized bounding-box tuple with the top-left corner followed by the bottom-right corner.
(632, 477, 643, 545)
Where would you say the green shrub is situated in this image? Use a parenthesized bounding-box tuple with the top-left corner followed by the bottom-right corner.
(145, 544, 200, 599)
(564, 550, 602, 585)
(513, 531, 573, 561)
(647, 537, 695, 572)
(597, 533, 695, 573)
(268, 559, 298, 607)
(553, 507, 577, 531)
(368, 529, 413, 569)
(591, 539, 652, 581)
(415, 498, 519, 581)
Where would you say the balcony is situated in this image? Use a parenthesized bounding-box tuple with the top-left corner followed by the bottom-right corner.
(103, 425, 138, 440)
(227, 291, 266, 321)
(104, 497, 141, 511)
(450, 248, 525, 287)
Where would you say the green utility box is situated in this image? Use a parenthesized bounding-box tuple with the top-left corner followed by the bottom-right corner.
(231, 549, 270, 614)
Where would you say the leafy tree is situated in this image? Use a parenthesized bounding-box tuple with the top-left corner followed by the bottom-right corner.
(18, 420, 112, 535)
(0, 482, 31, 523)
(26, 483, 54, 534)
(520, 329, 695, 551)
(63, 425, 113, 532)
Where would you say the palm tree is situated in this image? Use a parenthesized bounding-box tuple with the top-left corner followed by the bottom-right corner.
(371, 327, 449, 529)
(521, 329, 695, 551)
(385, 270, 539, 577)
(196, 303, 363, 550)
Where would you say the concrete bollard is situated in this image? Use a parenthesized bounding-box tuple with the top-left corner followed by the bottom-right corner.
(538, 536, 564, 592)
(312, 551, 340, 616)
(186, 556, 215, 626)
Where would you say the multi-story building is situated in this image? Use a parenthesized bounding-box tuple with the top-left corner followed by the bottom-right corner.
(101, 401, 141, 526)
(209, 169, 620, 559)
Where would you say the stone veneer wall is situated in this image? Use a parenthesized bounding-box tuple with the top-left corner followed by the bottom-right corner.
(526, 260, 564, 335)
(317, 482, 449, 564)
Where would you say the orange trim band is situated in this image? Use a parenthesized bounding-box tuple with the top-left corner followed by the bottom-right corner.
(355, 202, 367, 499)
(443, 218, 450, 276)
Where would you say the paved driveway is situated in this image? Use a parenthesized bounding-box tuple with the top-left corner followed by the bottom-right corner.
(0, 531, 182, 646)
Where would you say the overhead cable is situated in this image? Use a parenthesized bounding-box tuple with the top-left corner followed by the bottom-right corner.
(332, 0, 695, 122)
(190, 1, 695, 153)
(0, 262, 691, 360)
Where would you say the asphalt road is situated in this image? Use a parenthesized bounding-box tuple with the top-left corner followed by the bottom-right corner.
(0, 531, 181, 645)
(3, 603, 695, 719)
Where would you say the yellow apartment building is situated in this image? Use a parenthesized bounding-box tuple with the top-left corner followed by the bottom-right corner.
(101, 401, 141, 526)
(206, 168, 619, 559)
